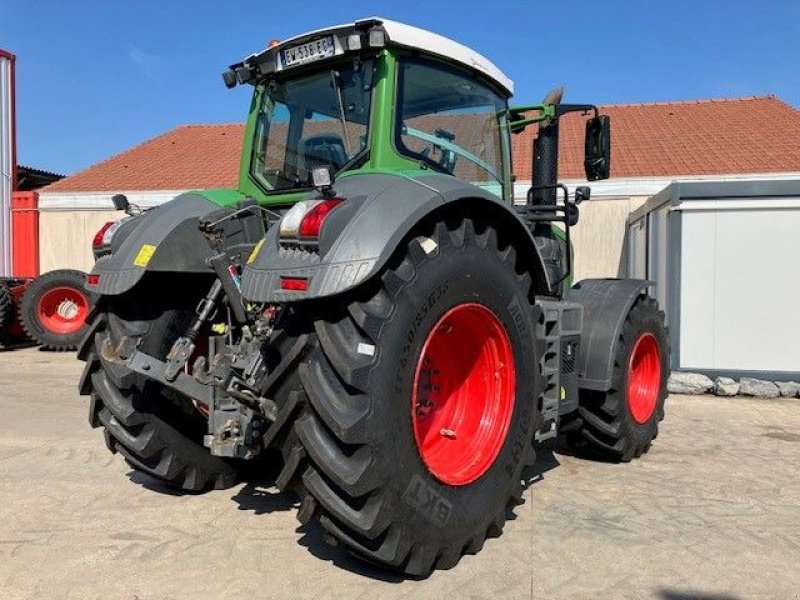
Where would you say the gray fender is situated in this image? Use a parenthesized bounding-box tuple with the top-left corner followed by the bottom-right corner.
(566, 278, 653, 391)
(241, 173, 551, 302)
(87, 194, 221, 296)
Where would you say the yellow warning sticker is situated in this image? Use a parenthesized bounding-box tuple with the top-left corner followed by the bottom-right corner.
(133, 244, 157, 267)
(247, 239, 265, 265)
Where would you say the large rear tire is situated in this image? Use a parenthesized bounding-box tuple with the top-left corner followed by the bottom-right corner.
(20, 269, 92, 351)
(274, 218, 541, 576)
(78, 278, 239, 491)
(571, 295, 668, 461)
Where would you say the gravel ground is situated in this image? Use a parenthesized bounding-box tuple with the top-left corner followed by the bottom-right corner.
(0, 348, 798, 599)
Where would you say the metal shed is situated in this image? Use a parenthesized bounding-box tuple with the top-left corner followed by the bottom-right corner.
(627, 179, 800, 381)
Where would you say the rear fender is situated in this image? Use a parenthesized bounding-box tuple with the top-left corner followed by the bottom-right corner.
(241, 173, 551, 302)
(566, 278, 652, 391)
(88, 193, 263, 296)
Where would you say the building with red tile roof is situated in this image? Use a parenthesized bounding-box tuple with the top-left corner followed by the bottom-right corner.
(37, 95, 800, 278)
(42, 95, 800, 199)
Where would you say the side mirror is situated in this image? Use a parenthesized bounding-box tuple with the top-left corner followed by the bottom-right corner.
(584, 115, 611, 181)
(111, 194, 130, 213)
(574, 186, 591, 204)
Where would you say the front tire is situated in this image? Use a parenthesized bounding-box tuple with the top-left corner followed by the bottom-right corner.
(277, 218, 541, 576)
(572, 295, 669, 461)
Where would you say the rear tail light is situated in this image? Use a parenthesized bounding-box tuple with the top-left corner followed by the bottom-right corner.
(299, 198, 343, 238)
(279, 198, 343, 240)
(280, 277, 309, 291)
(92, 222, 115, 248)
(92, 220, 124, 248)
(86, 274, 101, 286)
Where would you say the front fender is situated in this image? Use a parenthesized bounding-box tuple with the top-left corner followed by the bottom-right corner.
(567, 278, 653, 391)
(87, 194, 222, 296)
(241, 173, 550, 302)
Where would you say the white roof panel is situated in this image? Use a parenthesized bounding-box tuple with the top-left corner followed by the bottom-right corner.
(378, 18, 513, 95)
(247, 17, 514, 95)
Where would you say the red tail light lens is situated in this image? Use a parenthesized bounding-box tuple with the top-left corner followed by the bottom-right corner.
(92, 222, 115, 248)
(86, 274, 101, 286)
(298, 198, 343, 238)
(280, 277, 309, 291)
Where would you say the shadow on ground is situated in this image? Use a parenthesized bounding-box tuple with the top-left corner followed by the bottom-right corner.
(658, 590, 740, 600)
(125, 440, 567, 582)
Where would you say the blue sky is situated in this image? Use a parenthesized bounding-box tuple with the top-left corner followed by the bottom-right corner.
(2, 0, 799, 175)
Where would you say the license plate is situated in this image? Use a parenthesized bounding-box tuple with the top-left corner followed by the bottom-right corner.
(281, 36, 335, 68)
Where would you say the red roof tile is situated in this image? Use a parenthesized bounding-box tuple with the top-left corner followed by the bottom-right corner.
(518, 95, 800, 180)
(44, 124, 245, 192)
(44, 96, 800, 193)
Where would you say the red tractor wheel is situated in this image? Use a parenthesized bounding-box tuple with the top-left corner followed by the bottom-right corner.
(573, 295, 669, 461)
(20, 269, 93, 351)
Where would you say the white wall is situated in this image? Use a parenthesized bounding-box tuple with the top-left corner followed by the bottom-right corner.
(679, 200, 800, 372)
(38, 209, 117, 272)
(37, 190, 187, 273)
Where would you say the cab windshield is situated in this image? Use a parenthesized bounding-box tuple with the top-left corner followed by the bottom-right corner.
(250, 59, 374, 192)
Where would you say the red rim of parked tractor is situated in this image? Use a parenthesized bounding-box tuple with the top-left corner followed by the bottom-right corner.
(627, 332, 662, 424)
(36, 286, 89, 335)
(411, 303, 516, 486)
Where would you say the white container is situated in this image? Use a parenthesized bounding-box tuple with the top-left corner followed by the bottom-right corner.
(627, 179, 800, 380)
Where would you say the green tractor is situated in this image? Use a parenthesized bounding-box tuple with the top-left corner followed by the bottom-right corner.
(79, 18, 668, 576)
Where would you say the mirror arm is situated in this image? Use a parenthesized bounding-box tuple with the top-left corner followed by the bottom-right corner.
(554, 103, 598, 118)
(504, 104, 556, 132)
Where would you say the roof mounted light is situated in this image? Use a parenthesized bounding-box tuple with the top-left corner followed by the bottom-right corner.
(368, 28, 386, 47)
(235, 65, 253, 84)
(347, 33, 363, 51)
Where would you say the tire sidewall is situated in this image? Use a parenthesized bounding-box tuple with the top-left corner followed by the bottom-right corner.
(361, 234, 539, 545)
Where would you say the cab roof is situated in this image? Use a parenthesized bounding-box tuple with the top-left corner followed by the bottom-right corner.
(238, 17, 514, 95)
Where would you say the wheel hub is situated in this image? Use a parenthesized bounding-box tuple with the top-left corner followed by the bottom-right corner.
(56, 299, 80, 320)
(411, 303, 515, 486)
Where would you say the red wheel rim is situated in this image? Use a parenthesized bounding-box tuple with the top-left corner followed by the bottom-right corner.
(627, 332, 661, 424)
(411, 303, 516, 486)
(36, 286, 89, 335)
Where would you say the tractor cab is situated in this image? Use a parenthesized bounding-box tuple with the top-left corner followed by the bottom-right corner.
(225, 18, 518, 204)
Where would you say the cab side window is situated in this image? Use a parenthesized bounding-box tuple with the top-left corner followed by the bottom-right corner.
(395, 57, 508, 198)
